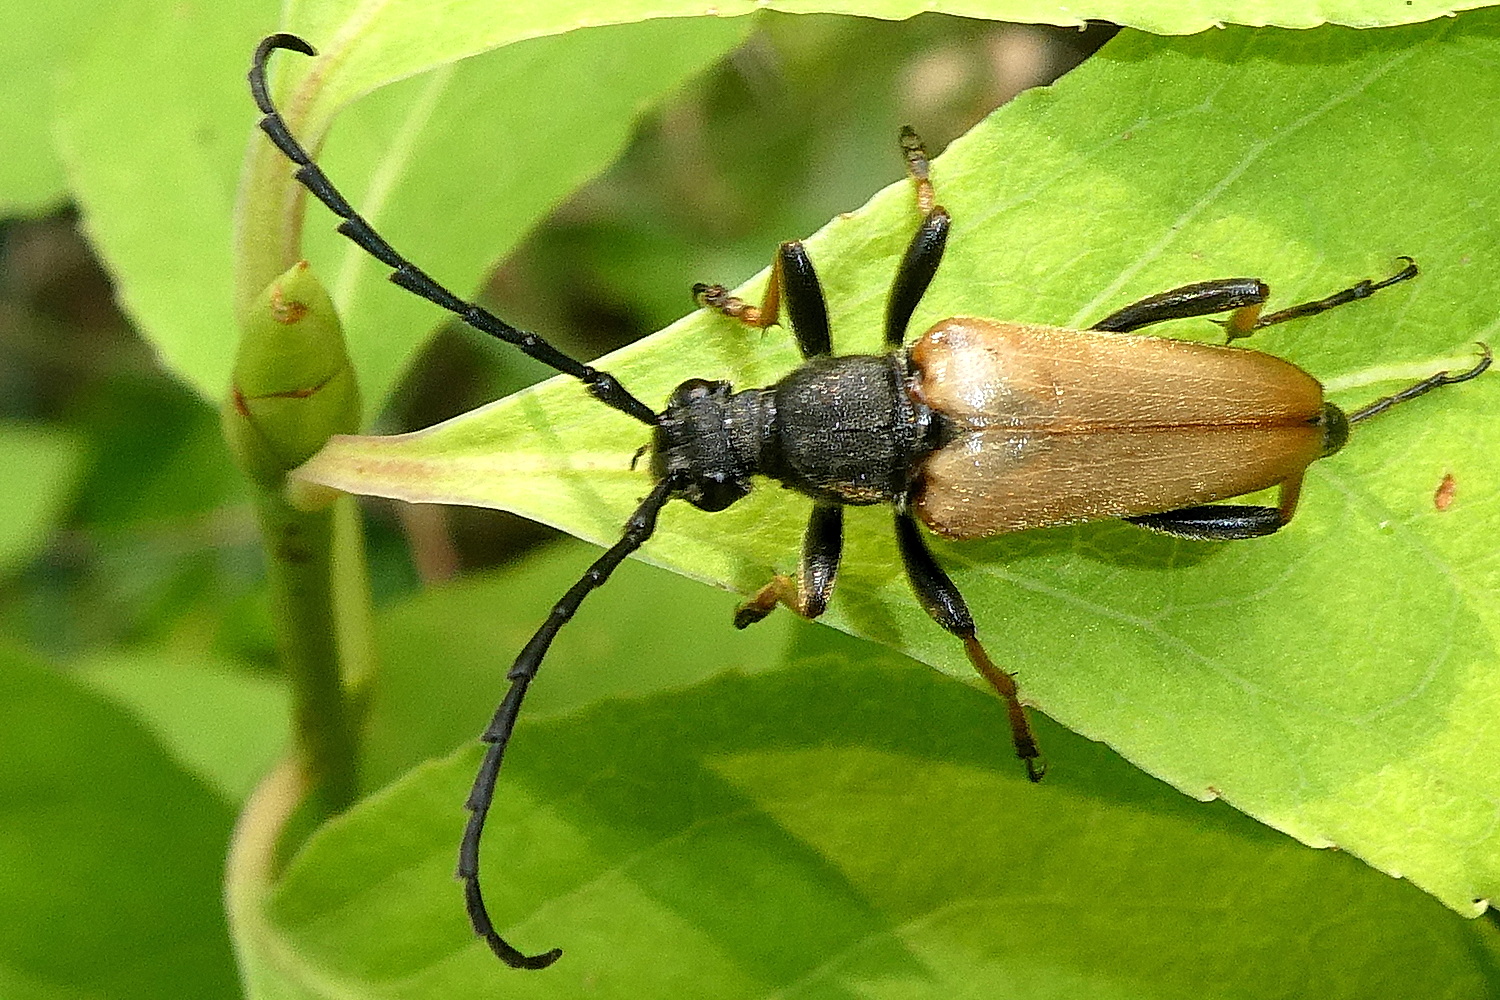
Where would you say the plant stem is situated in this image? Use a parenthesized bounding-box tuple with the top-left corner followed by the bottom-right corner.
(255, 492, 358, 819)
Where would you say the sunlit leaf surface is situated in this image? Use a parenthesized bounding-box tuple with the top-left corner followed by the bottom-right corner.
(252, 571, 1500, 998)
(300, 14, 1500, 925)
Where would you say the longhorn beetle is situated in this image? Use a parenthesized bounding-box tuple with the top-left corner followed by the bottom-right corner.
(250, 33, 1490, 970)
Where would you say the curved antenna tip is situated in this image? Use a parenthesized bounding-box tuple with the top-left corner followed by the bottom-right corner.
(250, 33, 318, 113)
(516, 947, 564, 971)
(259, 32, 317, 60)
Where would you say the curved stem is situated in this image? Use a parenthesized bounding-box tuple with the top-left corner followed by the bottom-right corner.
(225, 757, 312, 998)
(255, 493, 359, 819)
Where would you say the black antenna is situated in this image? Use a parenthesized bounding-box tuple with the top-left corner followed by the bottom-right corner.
(250, 33, 682, 967)
(458, 474, 681, 968)
(248, 34, 658, 426)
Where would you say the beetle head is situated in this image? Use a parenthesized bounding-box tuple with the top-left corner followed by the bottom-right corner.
(651, 379, 763, 512)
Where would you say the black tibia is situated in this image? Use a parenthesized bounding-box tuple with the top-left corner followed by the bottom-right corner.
(249, 35, 656, 426)
(886, 209, 951, 347)
(1348, 343, 1492, 425)
(734, 503, 844, 628)
(893, 509, 1043, 781)
(458, 476, 679, 970)
(1127, 473, 1307, 541)
(1090, 278, 1269, 334)
(1125, 504, 1285, 541)
(781, 243, 833, 358)
(799, 503, 844, 617)
(695, 242, 832, 358)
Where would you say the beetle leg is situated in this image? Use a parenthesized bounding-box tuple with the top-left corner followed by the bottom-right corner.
(887, 209, 952, 347)
(1091, 259, 1419, 344)
(899, 125, 937, 215)
(734, 503, 843, 627)
(886, 128, 952, 347)
(1276, 474, 1305, 523)
(1123, 473, 1305, 540)
(695, 242, 832, 358)
(1090, 278, 1269, 334)
(1347, 342, 1492, 424)
(693, 281, 776, 329)
(1123, 505, 1285, 540)
(894, 508, 1044, 781)
(1235, 257, 1419, 342)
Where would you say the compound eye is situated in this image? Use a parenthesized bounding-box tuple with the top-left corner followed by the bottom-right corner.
(692, 474, 750, 512)
(668, 379, 727, 407)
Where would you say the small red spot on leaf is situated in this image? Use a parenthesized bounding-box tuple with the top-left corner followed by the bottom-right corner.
(1434, 472, 1456, 512)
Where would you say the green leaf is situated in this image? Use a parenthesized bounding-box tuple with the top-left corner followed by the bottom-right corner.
(68, 373, 246, 530)
(75, 649, 291, 803)
(53, 0, 283, 403)
(54, 0, 746, 407)
(0, 646, 239, 1000)
(253, 2, 1500, 412)
(360, 538, 793, 792)
(298, 11, 1500, 918)
(0, 423, 83, 578)
(57, 3, 1496, 410)
(247, 615, 1500, 997)
(287, 16, 755, 412)
(282, 0, 1499, 87)
(0, 0, 113, 213)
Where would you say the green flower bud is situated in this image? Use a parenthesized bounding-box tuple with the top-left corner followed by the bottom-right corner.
(224, 261, 361, 493)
